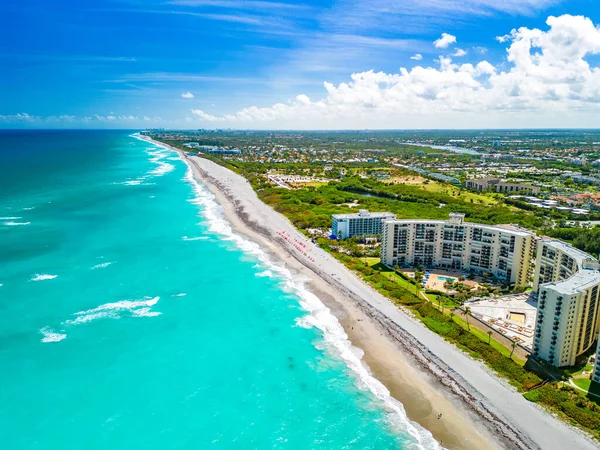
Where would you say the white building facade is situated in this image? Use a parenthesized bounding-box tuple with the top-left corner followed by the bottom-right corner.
(532, 240, 600, 368)
(380, 213, 535, 285)
(331, 210, 396, 239)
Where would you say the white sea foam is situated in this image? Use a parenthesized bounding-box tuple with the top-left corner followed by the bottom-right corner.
(146, 148, 175, 177)
(132, 307, 161, 317)
(4, 221, 30, 226)
(182, 235, 208, 241)
(40, 327, 67, 343)
(172, 292, 187, 297)
(256, 270, 273, 278)
(31, 274, 57, 281)
(149, 162, 175, 176)
(62, 296, 161, 326)
(75, 296, 159, 315)
(123, 179, 143, 186)
(91, 262, 113, 270)
(0, 216, 21, 220)
(66, 311, 116, 325)
(23, 207, 35, 211)
(178, 161, 438, 449)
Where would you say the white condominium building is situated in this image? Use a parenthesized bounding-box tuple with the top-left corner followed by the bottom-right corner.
(533, 239, 597, 291)
(331, 210, 396, 239)
(532, 240, 600, 368)
(380, 213, 535, 285)
(593, 338, 600, 383)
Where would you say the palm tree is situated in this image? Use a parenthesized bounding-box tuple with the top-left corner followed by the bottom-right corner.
(510, 342, 517, 359)
(462, 307, 472, 331)
(449, 311, 455, 322)
(437, 296, 444, 313)
(414, 271, 424, 296)
(487, 330, 492, 344)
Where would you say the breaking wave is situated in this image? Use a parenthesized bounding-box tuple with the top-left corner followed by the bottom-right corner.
(31, 274, 57, 281)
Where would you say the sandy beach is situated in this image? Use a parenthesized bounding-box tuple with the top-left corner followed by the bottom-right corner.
(142, 136, 598, 450)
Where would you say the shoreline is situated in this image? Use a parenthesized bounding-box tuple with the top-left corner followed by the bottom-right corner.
(138, 135, 598, 450)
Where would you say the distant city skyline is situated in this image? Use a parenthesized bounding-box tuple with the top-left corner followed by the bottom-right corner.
(3, 0, 600, 129)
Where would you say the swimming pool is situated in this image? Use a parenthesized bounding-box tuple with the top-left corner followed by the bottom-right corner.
(438, 276, 456, 282)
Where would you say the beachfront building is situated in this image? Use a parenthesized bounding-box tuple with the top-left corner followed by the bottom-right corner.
(593, 339, 600, 383)
(532, 239, 598, 291)
(465, 177, 540, 194)
(380, 213, 535, 285)
(331, 210, 396, 239)
(532, 240, 600, 367)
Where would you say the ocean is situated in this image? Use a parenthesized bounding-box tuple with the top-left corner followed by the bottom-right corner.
(0, 130, 434, 449)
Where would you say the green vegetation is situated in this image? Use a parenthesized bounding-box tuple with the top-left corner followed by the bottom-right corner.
(524, 384, 600, 440)
(545, 227, 600, 258)
(573, 377, 593, 392)
(155, 136, 600, 442)
(326, 251, 542, 391)
(245, 174, 545, 232)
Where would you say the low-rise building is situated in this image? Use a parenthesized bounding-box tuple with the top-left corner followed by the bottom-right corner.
(465, 177, 540, 194)
(331, 210, 396, 239)
(380, 213, 535, 285)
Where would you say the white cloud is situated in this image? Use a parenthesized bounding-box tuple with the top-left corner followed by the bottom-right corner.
(433, 33, 457, 49)
(410, 53, 423, 61)
(453, 48, 467, 57)
(190, 15, 600, 128)
(181, 92, 195, 98)
(191, 109, 221, 121)
(0, 113, 35, 122)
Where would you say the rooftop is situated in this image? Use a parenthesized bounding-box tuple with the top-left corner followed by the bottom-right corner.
(543, 269, 600, 295)
(332, 210, 396, 220)
(384, 214, 535, 237)
(540, 238, 596, 266)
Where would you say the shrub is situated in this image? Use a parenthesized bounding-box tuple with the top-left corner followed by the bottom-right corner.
(424, 289, 445, 295)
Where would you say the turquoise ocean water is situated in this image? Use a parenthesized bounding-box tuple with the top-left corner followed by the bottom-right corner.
(0, 130, 435, 449)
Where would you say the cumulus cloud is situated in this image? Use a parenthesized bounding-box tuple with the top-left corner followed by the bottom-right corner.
(453, 48, 467, 57)
(190, 15, 600, 128)
(410, 53, 423, 60)
(433, 33, 457, 49)
(191, 109, 221, 121)
(181, 92, 195, 98)
(0, 112, 35, 122)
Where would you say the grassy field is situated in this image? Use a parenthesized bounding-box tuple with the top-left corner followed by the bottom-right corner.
(451, 314, 526, 365)
(573, 377, 593, 392)
(417, 182, 499, 205)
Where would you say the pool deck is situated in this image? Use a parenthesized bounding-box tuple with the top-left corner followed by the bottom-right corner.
(403, 270, 480, 292)
(464, 293, 537, 349)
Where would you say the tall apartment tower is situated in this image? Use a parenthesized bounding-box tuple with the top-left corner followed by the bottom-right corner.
(532, 240, 600, 367)
(380, 213, 535, 285)
(331, 210, 396, 239)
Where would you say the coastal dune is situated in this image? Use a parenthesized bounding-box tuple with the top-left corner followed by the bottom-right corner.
(142, 136, 598, 450)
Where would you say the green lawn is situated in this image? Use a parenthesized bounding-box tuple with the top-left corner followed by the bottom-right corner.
(573, 377, 592, 392)
(451, 314, 526, 366)
(418, 182, 498, 205)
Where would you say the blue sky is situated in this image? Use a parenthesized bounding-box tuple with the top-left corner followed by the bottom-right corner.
(2, 0, 600, 129)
